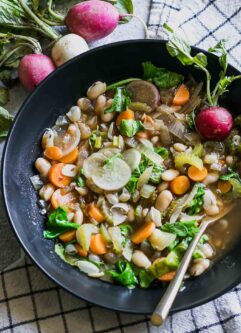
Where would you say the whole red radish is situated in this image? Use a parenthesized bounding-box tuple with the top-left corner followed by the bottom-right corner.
(19, 54, 55, 92)
(66, 0, 119, 42)
(195, 106, 233, 140)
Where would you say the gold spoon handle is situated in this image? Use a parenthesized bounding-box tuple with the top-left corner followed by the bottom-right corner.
(151, 221, 209, 326)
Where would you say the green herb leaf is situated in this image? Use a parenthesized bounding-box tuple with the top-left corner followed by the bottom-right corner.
(108, 259, 138, 288)
(119, 119, 144, 137)
(149, 165, 165, 183)
(142, 61, 184, 89)
(105, 87, 131, 113)
(74, 176, 85, 187)
(219, 168, 241, 182)
(186, 186, 205, 215)
(208, 40, 227, 73)
(138, 269, 155, 288)
(0, 106, 14, 137)
(112, 0, 133, 24)
(120, 224, 133, 246)
(154, 147, 169, 159)
(161, 220, 199, 238)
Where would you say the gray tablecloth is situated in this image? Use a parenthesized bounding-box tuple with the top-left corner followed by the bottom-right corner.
(1, 1, 241, 332)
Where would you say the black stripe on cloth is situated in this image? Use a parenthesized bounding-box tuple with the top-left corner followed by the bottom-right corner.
(190, 308, 198, 332)
(212, 1, 241, 33)
(193, 5, 241, 46)
(228, 39, 241, 53)
(179, 0, 216, 28)
(0, 286, 59, 304)
(2, 263, 34, 275)
(1, 273, 13, 333)
(87, 304, 96, 333)
(187, 312, 241, 333)
(213, 298, 226, 333)
(0, 305, 89, 332)
(145, 315, 151, 333)
(93, 318, 149, 333)
(56, 288, 68, 333)
(152, 0, 179, 11)
(116, 312, 124, 333)
(25, 258, 41, 333)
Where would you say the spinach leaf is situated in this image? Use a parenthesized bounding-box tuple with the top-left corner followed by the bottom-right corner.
(138, 269, 155, 288)
(108, 259, 138, 288)
(149, 165, 165, 183)
(219, 168, 241, 182)
(44, 207, 79, 239)
(186, 112, 195, 131)
(186, 186, 205, 215)
(126, 158, 148, 193)
(142, 61, 184, 89)
(120, 224, 133, 246)
(105, 87, 131, 113)
(161, 220, 199, 238)
(119, 119, 144, 137)
(0, 106, 14, 137)
(73, 176, 85, 187)
(154, 147, 169, 159)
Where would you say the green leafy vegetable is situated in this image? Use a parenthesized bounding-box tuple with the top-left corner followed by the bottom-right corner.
(108, 259, 138, 288)
(186, 112, 195, 130)
(0, 87, 9, 105)
(154, 147, 169, 159)
(109, 0, 134, 24)
(0, 106, 14, 137)
(74, 176, 85, 187)
(106, 78, 140, 91)
(105, 87, 131, 113)
(219, 168, 241, 182)
(89, 127, 104, 149)
(186, 186, 205, 215)
(120, 224, 133, 246)
(138, 269, 155, 288)
(164, 24, 241, 106)
(227, 178, 241, 199)
(142, 61, 184, 89)
(161, 220, 199, 238)
(44, 207, 79, 239)
(54, 243, 78, 266)
(119, 119, 144, 137)
(149, 165, 165, 183)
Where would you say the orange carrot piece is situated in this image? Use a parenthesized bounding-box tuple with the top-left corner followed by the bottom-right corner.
(188, 166, 208, 182)
(172, 84, 190, 106)
(59, 230, 76, 243)
(90, 234, 108, 255)
(44, 146, 63, 160)
(51, 189, 77, 209)
(158, 271, 176, 282)
(116, 109, 135, 127)
(86, 203, 105, 223)
(48, 163, 72, 188)
(170, 175, 190, 195)
(59, 148, 78, 164)
(75, 243, 88, 257)
(131, 222, 155, 244)
(218, 180, 232, 193)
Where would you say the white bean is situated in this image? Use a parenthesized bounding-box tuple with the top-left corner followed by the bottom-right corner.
(131, 250, 151, 269)
(39, 183, 55, 201)
(119, 188, 131, 202)
(127, 206, 135, 222)
(77, 97, 93, 112)
(142, 208, 149, 218)
(189, 259, 210, 276)
(199, 243, 214, 258)
(87, 81, 106, 100)
(203, 172, 219, 185)
(94, 95, 106, 115)
(67, 212, 74, 221)
(173, 143, 186, 152)
(100, 109, 115, 123)
(35, 157, 51, 177)
(66, 106, 81, 122)
(106, 193, 119, 205)
(157, 181, 169, 193)
(74, 209, 83, 225)
(205, 204, 220, 216)
(226, 156, 233, 165)
(151, 136, 159, 144)
(78, 123, 91, 139)
(155, 190, 173, 212)
(161, 169, 179, 182)
(75, 186, 88, 196)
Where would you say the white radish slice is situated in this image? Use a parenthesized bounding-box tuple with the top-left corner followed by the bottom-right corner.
(82, 153, 105, 179)
(77, 261, 100, 275)
(92, 158, 131, 191)
(62, 164, 78, 177)
(98, 147, 121, 157)
(123, 148, 141, 171)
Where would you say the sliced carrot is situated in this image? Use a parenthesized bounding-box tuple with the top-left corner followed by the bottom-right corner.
(218, 180, 232, 193)
(44, 146, 63, 160)
(59, 148, 78, 164)
(158, 271, 176, 282)
(86, 203, 105, 223)
(48, 163, 72, 188)
(116, 109, 135, 127)
(135, 131, 149, 139)
(188, 166, 208, 182)
(170, 175, 190, 195)
(59, 230, 76, 243)
(90, 234, 108, 255)
(75, 243, 88, 257)
(51, 189, 77, 209)
(131, 222, 155, 244)
(172, 84, 190, 106)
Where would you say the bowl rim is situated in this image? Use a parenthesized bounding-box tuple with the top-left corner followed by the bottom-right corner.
(2, 39, 241, 315)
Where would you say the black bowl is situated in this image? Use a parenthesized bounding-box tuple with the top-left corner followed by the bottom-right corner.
(2, 40, 241, 314)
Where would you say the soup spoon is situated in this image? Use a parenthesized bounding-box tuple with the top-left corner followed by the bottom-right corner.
(151, 204, 234, 326)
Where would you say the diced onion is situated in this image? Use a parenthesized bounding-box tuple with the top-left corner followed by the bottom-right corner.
(30, 175, 44, 190)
